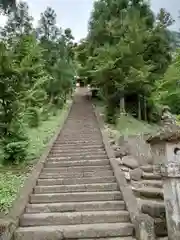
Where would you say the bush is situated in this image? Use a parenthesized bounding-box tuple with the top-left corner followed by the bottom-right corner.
(3, 141, 28, 164)
(1, 119, 29, 164)
(105, 105, 117, 124)
(26, 107, 40, 128)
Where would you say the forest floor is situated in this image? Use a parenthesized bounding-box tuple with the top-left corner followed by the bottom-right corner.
(0, 102, 70, 214)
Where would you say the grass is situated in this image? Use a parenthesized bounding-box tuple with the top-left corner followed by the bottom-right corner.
(115, 114, 159, 136)
(95, 100, 159, 139)
(0, 103, 70, 214)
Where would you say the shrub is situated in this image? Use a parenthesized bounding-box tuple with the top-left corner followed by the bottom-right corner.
(3, 141, 28, 164)
(26, 107, 40, 128)
(2, 119, 29, 164)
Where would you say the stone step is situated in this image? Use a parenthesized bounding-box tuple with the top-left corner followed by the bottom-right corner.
(53, 143, 103, 147)
(34, 183, 118, 194)
(139, 199, 165, 218)
(79, 238, 135, 240)
(39, 170, 114, 179)
(48, 152, 107, 157)
(60, 130, 100, 133)
(157, 238, 168, 240)
(42, 166, 111, 173)
(50, 148, 105, 153)
(20, 210, 130, 226)
(56, 140, 103, 144)
(45, 159, 110, 168)
(133, 187, 164, 200)
(48, 155, 108, 161)
(140, 165, 153, 173)
(30, 191, 122, 203)
(141, 180, 163, 188)
(56, 138, 102, 141)
(59, 137, 102, 140)
(26, 201, 126, 213)
(142, 172, 161, 180)
(15, 222, 134, 240)
(52, 145, 104, 149)
(37, 176, 116, 186)
(154, 218, 167, 237)
(61, 135, 101, 140)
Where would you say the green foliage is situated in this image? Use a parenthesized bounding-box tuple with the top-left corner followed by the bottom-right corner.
(0, 1, 75, 164)
(3, 141, 28, 164)
(151, 50, 180, 115)
(0, 0, 16, 13)
(0, 172, 25, 214)
(0, 106, 67, 213)
(26, 107, 40, 128)
(75, 0, 173, 123)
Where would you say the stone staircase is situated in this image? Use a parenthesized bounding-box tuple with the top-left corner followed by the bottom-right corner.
(14, 91, 136, 240)
(133, 166, 167, 239)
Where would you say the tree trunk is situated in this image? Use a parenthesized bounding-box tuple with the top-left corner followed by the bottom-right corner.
(144, 96, 147, 121)
(120, 88, 126, 115)
(138, 95, 141, 120)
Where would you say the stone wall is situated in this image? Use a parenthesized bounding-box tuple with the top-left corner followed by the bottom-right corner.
(118, 134, 153, 166)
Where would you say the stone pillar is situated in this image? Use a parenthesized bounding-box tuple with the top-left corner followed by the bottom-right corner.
(147, 131, 180, 240)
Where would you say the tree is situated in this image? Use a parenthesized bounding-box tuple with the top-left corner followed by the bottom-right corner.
(0, 0, 16, 13)
(0, 2, 75, 164)
(76, 0, 173, 123)
(36, 8, 75, 105)
(37, 7, 60, 42)
(1, 1, 33, 46)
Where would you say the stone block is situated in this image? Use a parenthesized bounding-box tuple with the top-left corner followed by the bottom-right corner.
(122, 156, 139, 169)
(130, 168, 143, 181)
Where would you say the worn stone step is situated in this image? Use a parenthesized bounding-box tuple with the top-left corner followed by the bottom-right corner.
(56, 140, 103, 144)
(26, 201, 126, 213)
(60, 130, 100, 133)
(142, 172, 162, 180)
(140, 199, 165, 218)
(37, 176, 116, 186)
(20, 210, 130, 226)
(140, 165, 153, 173)
(51, 149, 105, 154)
(39, 170, 114, 179)
(45, 159, 110, 168)
(60, 132, 101, 135)
(30, 191, 122, 203)
(34, 183, 118, 194)
(79, 238, 135, 240)
(59, 140, 102, 143)
(48, 155, 108, 161)
(53, 143, 103, 147)
(141, 180, 163, 188)
(60, 134, 101, 137)
(154, 218, 167, 237)
(52, 145, 104, 150)
(133, 187, 164, 200)
(157, 238, 168, 240)
(43, 166, 111, 173)
(15, 222, 134, 240)
(48, 152, 107, 157)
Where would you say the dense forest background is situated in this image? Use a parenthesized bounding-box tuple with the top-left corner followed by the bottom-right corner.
(0, 0, 180, 165)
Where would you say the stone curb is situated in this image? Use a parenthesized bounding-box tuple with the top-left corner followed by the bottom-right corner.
(93, 103, 156, 240)
(0, 99, 73, 240)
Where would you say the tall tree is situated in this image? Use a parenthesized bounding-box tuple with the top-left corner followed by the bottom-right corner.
(1, 1, 33, 46)
(0, 0, 16, 13)
(76, 0, 173, 122)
